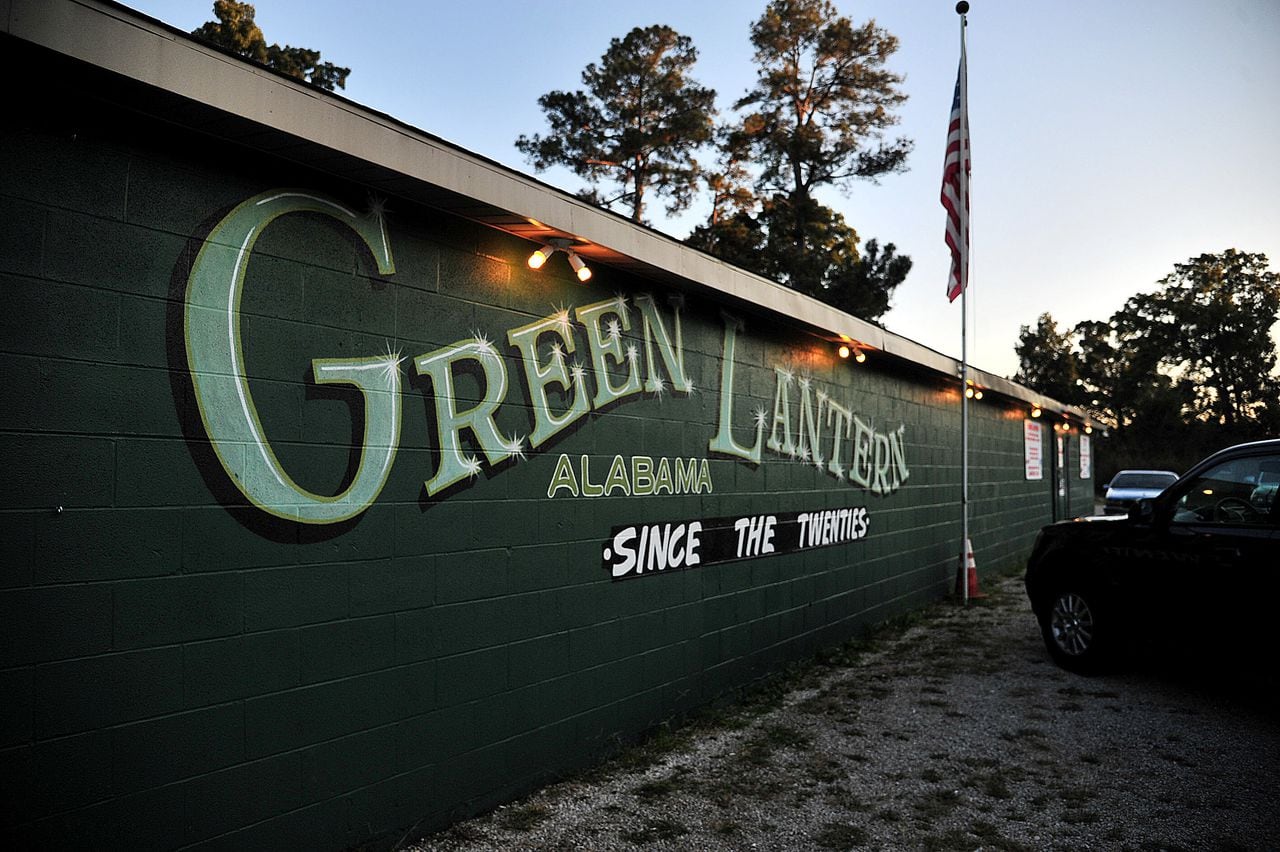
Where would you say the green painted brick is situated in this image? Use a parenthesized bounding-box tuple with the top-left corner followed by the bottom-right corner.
(183, 629, 300, 708)
(433, 547, 509, 604)
(0, 511, 36, 588)
(302, 264, 396, 336)
(113, 573, 242, 649)
(34, 646, 184, 738)
(252, 208, 361, 275)
(0, 127, 128, 219)
(393, 608, 436, 664)
(180, 796, 351, 852)
(0, 667, 33, 748)
(114, 438, 224, 508)
(1, 273, 120, 361)
(436, 646, 508, 705)
(0, 195, 45, 278)
(34, 507, 181, 583)
(299, 725, 398, 805)
(122, 146, 258, 235)
(243, 563, 348, 631)
(112, 702, 244, 794)
(349, 556, 433, 616)
(30, 729, 115, 819)
(28, 780, 188, 852)
(181, 752, 301, 841)
(0, 75, 1096, 850)
(299, 614, 395, 684)
(292, 502, 394, 566)
(41, 209, 189, 303)
(0, 584, 113, 667)
(507, 632, 570, 690)
(2, 355, 183, 437)
(0, 434, 116, 510)
(181, 506, 299, 572)
(244, 663, 432, 758)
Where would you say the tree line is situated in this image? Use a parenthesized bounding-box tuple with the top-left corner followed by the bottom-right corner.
(1014, 249, 1280, 483)
(516, 0, 914, 322)
(191, 1, 912, 321)
(192, 1, 351, 91)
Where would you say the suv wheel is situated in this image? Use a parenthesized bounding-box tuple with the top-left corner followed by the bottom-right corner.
(1040, 588, 1111, 674)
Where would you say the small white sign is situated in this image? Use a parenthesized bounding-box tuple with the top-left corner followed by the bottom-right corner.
(1079, 435, 1092, 479)
(1024, 420, 1043, 481)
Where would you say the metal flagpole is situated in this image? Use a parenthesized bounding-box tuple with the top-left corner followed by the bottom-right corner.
(957, 2, 970, 604)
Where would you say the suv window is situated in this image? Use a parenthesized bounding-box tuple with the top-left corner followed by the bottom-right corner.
(1172, 454, 1280, 526)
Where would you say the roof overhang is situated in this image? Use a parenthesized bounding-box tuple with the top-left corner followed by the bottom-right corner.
(3, 0, 1091, 422)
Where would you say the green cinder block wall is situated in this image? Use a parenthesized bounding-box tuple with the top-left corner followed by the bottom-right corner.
(0, 68, 1090, 850)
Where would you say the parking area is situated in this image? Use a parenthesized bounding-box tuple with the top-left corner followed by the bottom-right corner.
(410, 572, 1280, 850)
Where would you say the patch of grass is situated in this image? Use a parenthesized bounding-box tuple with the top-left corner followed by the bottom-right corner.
(921, 767, 944, 783)
(1057, 785, 1097, 808)
(875, 808, 902, 823)
(825, 786, 866, 812)
(711, 819, 738, 836)
(813, 822, 869, 848)
(763, 723, 811, 749)
(1062, 808, 1100, 825)
(921, 827, 980, 851)
(619, 817, 689, 844)
(634, 777, 681, 799)
(807, 754, 841, 783)
(913, 788, 962, 820)
(499, 803, 550, 831)
(970, 819, 1034, 851)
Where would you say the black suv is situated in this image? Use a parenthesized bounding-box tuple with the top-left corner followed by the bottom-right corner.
(1025, 439, 1280, 673)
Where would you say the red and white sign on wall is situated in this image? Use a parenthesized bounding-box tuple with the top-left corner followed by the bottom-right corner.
(1080, 434, 1092, 479)
(1024, 419, 1043, 481)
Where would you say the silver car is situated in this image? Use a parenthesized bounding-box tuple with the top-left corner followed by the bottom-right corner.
(1102, 469, 1179, 515)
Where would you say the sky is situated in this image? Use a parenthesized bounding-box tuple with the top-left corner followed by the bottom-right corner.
(123, 0, 1280, 378)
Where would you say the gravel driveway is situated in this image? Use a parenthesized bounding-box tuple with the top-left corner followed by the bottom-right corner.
(407, 572, 1280, 851)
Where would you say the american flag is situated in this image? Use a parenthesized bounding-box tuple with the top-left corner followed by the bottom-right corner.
(941, 43, 970, 303)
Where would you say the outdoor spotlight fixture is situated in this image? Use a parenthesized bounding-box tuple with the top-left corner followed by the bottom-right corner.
(964, 382, 983, 400)
(1084, 424, 1093, 434)
(567, 251, 592, 282)
(1031, 406, 1042, 418)
(838, 344, 851, 359)
(527, 238, 592, 282)
(854, 347, 867, 363)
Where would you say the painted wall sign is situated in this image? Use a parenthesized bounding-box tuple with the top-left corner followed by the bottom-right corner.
(602, 506, 872, 580)
(1024, 419, 1043, 481)
(1079, 434, 1092, 479)
(183, 190, 910, 523)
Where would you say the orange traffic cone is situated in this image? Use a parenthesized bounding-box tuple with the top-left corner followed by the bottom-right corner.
(955, 537, 985, 600)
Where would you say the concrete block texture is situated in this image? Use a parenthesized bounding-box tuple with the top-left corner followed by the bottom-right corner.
(0, 71, 1087, 851)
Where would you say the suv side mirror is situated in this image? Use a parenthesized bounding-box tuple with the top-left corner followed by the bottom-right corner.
(1129, 497, 1156, 525)
(1101, 481, 1111, 491)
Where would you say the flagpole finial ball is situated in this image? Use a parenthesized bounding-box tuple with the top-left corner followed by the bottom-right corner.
(956, 1, 969, 14)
